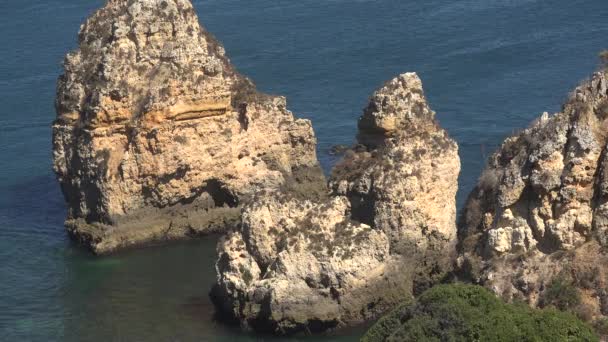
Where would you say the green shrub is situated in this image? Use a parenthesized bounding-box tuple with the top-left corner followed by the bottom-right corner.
(361, 283, 598, 342)
(540, 276, 581, 311)
(361, 301, 411, 342)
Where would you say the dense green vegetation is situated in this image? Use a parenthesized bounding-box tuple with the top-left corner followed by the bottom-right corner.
(539, 275, 581, 311)
(361, 284, 598, 342)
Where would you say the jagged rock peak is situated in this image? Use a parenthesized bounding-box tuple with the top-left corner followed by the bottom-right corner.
(358, 73, 437, 148)
(212, 73, 460, 334)
(55, 0, 248, 127)
(461, 69, 608, 257)
(333, 73, 459, 252)
(52, 0, 323, 253)
(459, 67, 608, 320)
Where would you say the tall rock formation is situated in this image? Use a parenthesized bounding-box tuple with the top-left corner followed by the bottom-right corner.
(459, 68, 608, 320)
(333, 73, 459, 262)
(213, 73, 460, 334)
(52, 0, 323, 254)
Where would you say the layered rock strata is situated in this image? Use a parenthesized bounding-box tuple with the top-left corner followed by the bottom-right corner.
(52, 0, 323, 254)
(213, 73, 460, 334)
(459, 69, 608, 319)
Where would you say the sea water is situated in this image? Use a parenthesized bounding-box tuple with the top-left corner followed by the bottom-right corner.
(1, 0, 607, 340)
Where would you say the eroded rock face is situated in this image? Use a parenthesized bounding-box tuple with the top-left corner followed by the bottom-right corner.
(332, 74, 460, 258)
(214, 195, 410, 333)
(213, 73, 460, 334)
(52, 0, 323, 254)
(459, 69, 608, 319)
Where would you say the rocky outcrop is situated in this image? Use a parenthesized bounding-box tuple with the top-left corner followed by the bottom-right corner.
(213, 73, 460, 334)
(52, 0, 323, 254)
(459, 68, 608, 319)
(332, 74, 460, 260)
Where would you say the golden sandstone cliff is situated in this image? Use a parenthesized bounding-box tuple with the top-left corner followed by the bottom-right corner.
(56, 0, 608, 337)
(52, 0, 324, 254)
(459, 68, 608, 321)
(52, 2, 461, 334)
(212, 74, 460, 334)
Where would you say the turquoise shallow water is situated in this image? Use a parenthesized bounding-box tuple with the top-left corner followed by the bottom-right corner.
(1, 0, 607, 340)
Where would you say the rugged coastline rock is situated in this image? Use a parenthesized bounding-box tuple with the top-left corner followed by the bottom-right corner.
(459, 68, 608, 320)
(332, 73, 459, 261)
(213, 73, 460, 334)
(52, 0, 323, 254)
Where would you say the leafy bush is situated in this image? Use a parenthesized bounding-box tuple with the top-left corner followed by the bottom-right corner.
(361, 301, 411, 342)
(361, 283, 598, 342)
(540, 276, 581, 311)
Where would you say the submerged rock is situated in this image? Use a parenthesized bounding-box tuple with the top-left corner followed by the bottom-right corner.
(213, 73, 460, 334)
(459, 68, 608, 319)
(52, 0, 323, 254)
(328, 144, 350, 156)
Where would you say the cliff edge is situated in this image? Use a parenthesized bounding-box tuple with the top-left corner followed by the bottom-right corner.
(52, 0, 324, 254)
(459, 67, 608, 321)
(212, 73, 460, 334)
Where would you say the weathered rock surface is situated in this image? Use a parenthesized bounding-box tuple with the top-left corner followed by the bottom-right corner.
(213, 73, 460, 334)
(333, 73, 460, 259)
(52, 0, 323, 254)
(459, 68, 608, 319)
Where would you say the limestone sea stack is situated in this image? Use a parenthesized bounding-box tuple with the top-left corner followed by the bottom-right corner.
(52, 0, 324, 254)
(459, 68, 608, 319)
(213, 73, 460, 334)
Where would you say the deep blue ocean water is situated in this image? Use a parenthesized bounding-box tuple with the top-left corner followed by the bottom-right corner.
(1, 0, 607, 340)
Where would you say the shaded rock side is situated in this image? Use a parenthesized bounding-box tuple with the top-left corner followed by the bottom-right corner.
(213, 73, 460, 334)
(459, 68, 608, 319)
(52, 0, 323, 254)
